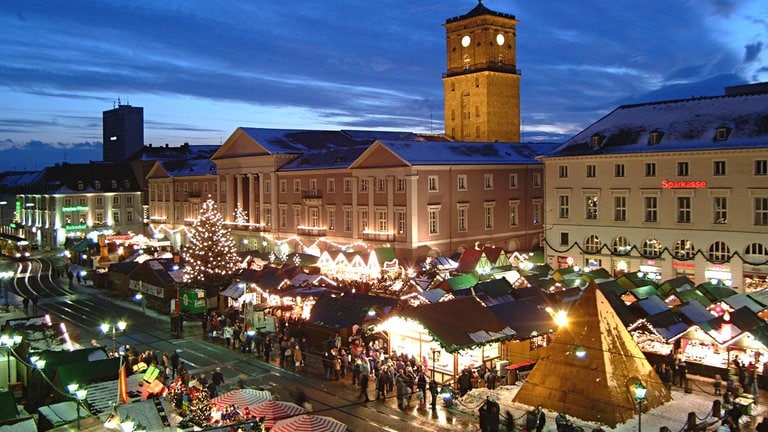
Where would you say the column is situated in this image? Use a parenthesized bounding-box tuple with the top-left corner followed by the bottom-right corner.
(248, 173, 256, 225)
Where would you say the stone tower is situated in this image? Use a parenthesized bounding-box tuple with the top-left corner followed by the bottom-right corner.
(443, 1, 521, 142)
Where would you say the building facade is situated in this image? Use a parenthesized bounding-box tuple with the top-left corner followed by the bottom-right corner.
(540, 84, 768, 292)
(103, 103, 144, 162)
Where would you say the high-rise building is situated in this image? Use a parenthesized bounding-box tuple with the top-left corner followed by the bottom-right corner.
(443, 2, 521, 142)
(103, 103, 144, 162)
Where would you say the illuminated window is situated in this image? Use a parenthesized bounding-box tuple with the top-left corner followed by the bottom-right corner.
(584, 235, 601, 253)
(509, 200, 519, 227)
(642, 238, 662, 257)
(612, 236, 631, 254)
(713, 197, 728, 224)
(707, 241, 730, 263)
(585, 196, 598, 220)
(673, 239, 695, 259)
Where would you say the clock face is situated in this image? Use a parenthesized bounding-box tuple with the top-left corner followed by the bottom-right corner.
(461, 35, 471, 47)
(496, 33, 505, 46)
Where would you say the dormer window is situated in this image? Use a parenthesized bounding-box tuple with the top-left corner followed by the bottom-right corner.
(591, 134, 605, 148)
(648, 130, 664, 145)
(111, 180, 118, 189)
(715, 126, 731, 141)
(123, 180, 131, 189)
(77, 181, 84, 191)
(94, 180, 101, 189)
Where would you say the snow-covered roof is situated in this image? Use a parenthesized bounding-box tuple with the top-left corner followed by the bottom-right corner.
(547, 91, 768, 158)
(375, 140, 556, 165)
(159, 159, 217, 177)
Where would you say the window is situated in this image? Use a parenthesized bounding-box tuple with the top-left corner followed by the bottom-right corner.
(344, 208, 353, 232)
(560, 232, 569, 246)
(744, 243, 768, 265)
(674, 239, 695, 259)
(457, 204, 468, 232)
(532, 200, 542, 224)
(585, 196, 598, 220)
(78, 197, 86, 206)
(95, 211, 103, 223)
(327, 207, 335, 230)
(204, 182, 210, 194)
(590, 134, 604, 148)
(612, 236, 631, 254)
(677, 196, 691, 223)
(484, 202, 495, 230)
(126, 196, 133, 205)
(96, 197, 103, 207)
(756, 160, 768, 176)
(309, 179, 317, 192)
(64, 198, 72, 207)
(309, 207, 319, 227)
(293, 207, 301, 228)
(642, 238, 661, 257)
(614, 164, 625, 177)
(376, 209, 387, 231)
(715, 126, 731, 141)
(713, 160, 726, 176)
(558, 195, 570, 219)
(509, 173, 518, 189)
(708, 241, 730, 263)
(614, 196, 627, 221)
(755, 197, 768, 226)
(586, 164, 596, 178)
(714, 197, 728, 224)
(677, 162, 689, 177)
(359, 208, 369, 232)
(111, 180, 118, 189)
(113, 211, 120, 224)
(509, 200, 519, 226)
(396, 209, 406, 235)
(649, 130, 664, 144)
(343, 178, 353, 193)
(279, 206, 287, 228)
(359, 178, 369, 193)
(484, 174, 493, 190)
(264, 207, 272, 226)
(645, 163, 656, 177)
(532, 172, 541, 187)
(558, 165, 569, 178)
(396, 178, 406, 193)
(77, 181, 84, 191)
(327, 178, 335, 193)
(457, 175, 467, 191)
(584, 235, 601, 253)
(293, 180, 301, 193)
(428, 176, 438, 192)
(376, 178, 386, 193)
(280, 180, 287, 193)
(428, 207, 439, 235)
(94, 181, 101, 190)
(644, 196, 658, 222)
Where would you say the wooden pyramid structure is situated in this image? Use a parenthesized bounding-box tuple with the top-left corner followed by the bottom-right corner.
(512, 281, 670, 427)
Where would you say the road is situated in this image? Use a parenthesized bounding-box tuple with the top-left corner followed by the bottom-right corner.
(2, 254, 480, 431)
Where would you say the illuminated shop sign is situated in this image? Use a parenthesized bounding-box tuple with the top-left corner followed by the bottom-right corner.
(62, 206, 89, 212)
(661, 180, 707, 189)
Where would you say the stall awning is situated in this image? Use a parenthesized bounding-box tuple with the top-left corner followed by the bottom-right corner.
(220, 282, 245, 299)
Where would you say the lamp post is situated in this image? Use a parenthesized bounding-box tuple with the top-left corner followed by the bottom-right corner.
(67, 383, 88, 430)
(0, 334, 22, 388)
(100, 321, 127, 356)
(430, 347, 439, 380)
(134, 293, 146, 314)
(634, 381, 647, 432)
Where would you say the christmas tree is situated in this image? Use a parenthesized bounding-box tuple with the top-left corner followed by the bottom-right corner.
(188, 389, 212, 426)
(234, 205, 248, 225)
(183, 199, 241, 291)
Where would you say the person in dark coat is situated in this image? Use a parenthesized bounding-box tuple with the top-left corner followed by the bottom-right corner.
(429, 379, 439, 410)
(535, 405, 546, 432)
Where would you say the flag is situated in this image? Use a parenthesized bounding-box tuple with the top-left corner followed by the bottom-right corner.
(118, 365, 130, 404)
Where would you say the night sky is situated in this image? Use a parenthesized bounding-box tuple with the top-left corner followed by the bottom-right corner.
(0, 0, 764, 171)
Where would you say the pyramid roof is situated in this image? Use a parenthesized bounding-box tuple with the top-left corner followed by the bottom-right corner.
(512, 281, 671, 427)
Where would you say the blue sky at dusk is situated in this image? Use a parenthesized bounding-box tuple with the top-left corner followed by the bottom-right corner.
(0, 0, 765, 172)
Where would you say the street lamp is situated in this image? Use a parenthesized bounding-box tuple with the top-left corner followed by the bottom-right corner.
(0, 334, 23, 388)
(134, 293, 146, 314)
(100, 321, 127, 356)
(430, 347, 439, 380)
(67, 383, 88, 430)
(634, 381, 647, 432)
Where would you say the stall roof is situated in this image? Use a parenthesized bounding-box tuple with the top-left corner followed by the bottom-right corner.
(697, 282, 737, 302)
(444, 273, 478, 292)
(487, 297, 555, 339)
(749, 289, 768, 308)
(723, 294, 765, 314)
(632, 295, 669, 316)
(308, 293, 398, 329)
(420, 288, 451, 303)
(597, 279, 627, 296)
(677, 300, 715, 325)
(399, 296, 517, 352)
(220, 282, 245, 299)
(657, 276, 696, 298)
(475, 278, 513, 298)
(644, 310, 689, 341)
(629, 285, 659, 300)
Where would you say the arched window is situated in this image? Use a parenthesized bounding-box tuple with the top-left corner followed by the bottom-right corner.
(612, 236, 631, 255)
(584, 234, 601, 254)
(744, 243, 768, 265)
(673, 239, 695, 259)
(642, 238, 661, 257)
(463, 54, 470, 70)
(708, 241, 730, 263)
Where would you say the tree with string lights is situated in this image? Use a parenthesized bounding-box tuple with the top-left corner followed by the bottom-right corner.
(183, 199, 240, 293)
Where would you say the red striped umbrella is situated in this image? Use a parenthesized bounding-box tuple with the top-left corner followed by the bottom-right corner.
(212, 388, 271, 408)
(247, 400, 306, 429)
(271, 414, 347, 432)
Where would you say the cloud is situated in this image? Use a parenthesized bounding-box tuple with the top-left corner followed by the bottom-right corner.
(744, 42, 763, 63)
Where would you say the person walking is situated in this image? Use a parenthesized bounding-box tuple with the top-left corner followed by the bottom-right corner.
(358, 357, 371, 402)
(535, 405, 546, 432)
(429, 379, 439, 410)
(211, 367, 224, 397)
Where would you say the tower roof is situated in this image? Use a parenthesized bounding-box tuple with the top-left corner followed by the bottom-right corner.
(445, 0, 516, 23)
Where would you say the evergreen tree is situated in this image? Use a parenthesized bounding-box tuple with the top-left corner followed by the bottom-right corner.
(183, 199, 240, 291)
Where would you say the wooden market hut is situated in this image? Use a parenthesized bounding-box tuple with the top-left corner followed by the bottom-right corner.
(513, 281, 671, 428)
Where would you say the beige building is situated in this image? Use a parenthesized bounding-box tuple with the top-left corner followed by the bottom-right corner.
(540, 84, 768, 292)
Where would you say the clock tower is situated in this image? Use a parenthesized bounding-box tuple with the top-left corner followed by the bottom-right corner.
(443, 1, 520, 142)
